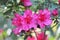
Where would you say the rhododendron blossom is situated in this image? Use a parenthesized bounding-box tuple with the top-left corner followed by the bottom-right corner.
(34, 9, 52, 28)
(12, 9, 52, 35)
(23, 9, 37, 31)
(12, 10, 37, 34)
(21, 0, 32, 6)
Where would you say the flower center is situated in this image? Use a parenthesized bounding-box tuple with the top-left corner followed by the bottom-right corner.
(38, 14, 46, 21)
(25, 15, 32, 24)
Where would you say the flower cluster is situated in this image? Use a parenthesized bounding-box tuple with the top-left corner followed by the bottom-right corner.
(12, 9, 52, 35)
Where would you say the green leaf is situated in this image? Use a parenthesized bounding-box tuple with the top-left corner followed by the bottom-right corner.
(3, 8, 12, 15)
(49, 36, 55, 40)
(3, 31, 7, 38)
(11, 33, 17, 40)
(0, 34, 3, 40)
(0, 0, 8, 5)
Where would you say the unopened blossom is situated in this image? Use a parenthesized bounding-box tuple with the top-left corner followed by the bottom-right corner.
(34, 9, 52, 28)
(23, 9, 37, 31)
(21, 0, 32, 6)
(52, 9, 58, 16)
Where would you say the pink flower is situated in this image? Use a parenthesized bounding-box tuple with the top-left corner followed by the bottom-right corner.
(58, 0, 60, 4)
(12, 11, 37, 35)
(26, 32, 48, 40)
(0, 29, 3, 34)
(12, 13, 24, 35)
(26, 36, 35, 40)
(52, 9, 58, 16)
(37, 32, 48, 40)
(23, 9, 37, 31)
(21, 0, 32, 6)
(34, 9, 52, 28)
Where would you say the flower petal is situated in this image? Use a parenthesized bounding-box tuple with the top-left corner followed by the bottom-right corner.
(38, 22, 45, 28)
(24, 2, 32, 6)
(13, 28, 22, 35)
(26, 36, 35, 40)
(44, 19, 52, 25)
(24, 9, 32, 17)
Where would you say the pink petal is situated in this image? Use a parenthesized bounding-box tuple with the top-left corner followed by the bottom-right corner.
(37, 32, 48, 40)
(39, 10, 43, 14)
(38, 22, 45, 28)
(13, 28, 22, 35)
(30, 20, 37, 29)
(58, 0, 60, 4)
(14, 13, 20, 17)
(14, 13, 23, 19)
(44, 9, 51, 15)
(26, 36, 35, 40)
(29, 23, 37, 29)
(24, 9, 32, 17)
(22, 24, 30, 31)
(44, 19, 52, 25)
(33, 14, 38, 19)
(21, 0, 32, 6)
(24, 2, 32, 6)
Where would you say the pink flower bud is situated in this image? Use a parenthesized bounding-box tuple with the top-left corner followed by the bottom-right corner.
(52, 9, 58, 16)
